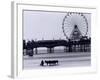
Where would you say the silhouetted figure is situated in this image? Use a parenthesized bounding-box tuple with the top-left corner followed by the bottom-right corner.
(40, 60, 44, 66)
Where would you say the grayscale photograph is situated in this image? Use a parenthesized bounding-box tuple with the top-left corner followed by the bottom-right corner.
(23, 10, 91, 69)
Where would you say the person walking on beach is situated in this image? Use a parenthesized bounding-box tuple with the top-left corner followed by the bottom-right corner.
(40, 60, 44, 66)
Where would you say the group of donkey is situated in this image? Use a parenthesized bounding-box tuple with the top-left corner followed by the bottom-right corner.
(40, 60, 59, 66)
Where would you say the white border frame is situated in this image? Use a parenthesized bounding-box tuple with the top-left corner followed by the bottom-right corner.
(11, 1, 97, 78)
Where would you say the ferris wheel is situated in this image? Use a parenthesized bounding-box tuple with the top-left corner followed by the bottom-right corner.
(62, 12, 88, 40)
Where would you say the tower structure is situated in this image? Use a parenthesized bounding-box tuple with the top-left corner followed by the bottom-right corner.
(70, 25, 82, 41)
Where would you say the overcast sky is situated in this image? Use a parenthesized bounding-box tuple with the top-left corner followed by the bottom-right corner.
(23, 10, 91, 41)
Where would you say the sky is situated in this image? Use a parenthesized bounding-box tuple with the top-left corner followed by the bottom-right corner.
(23, 10, 91, 41)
